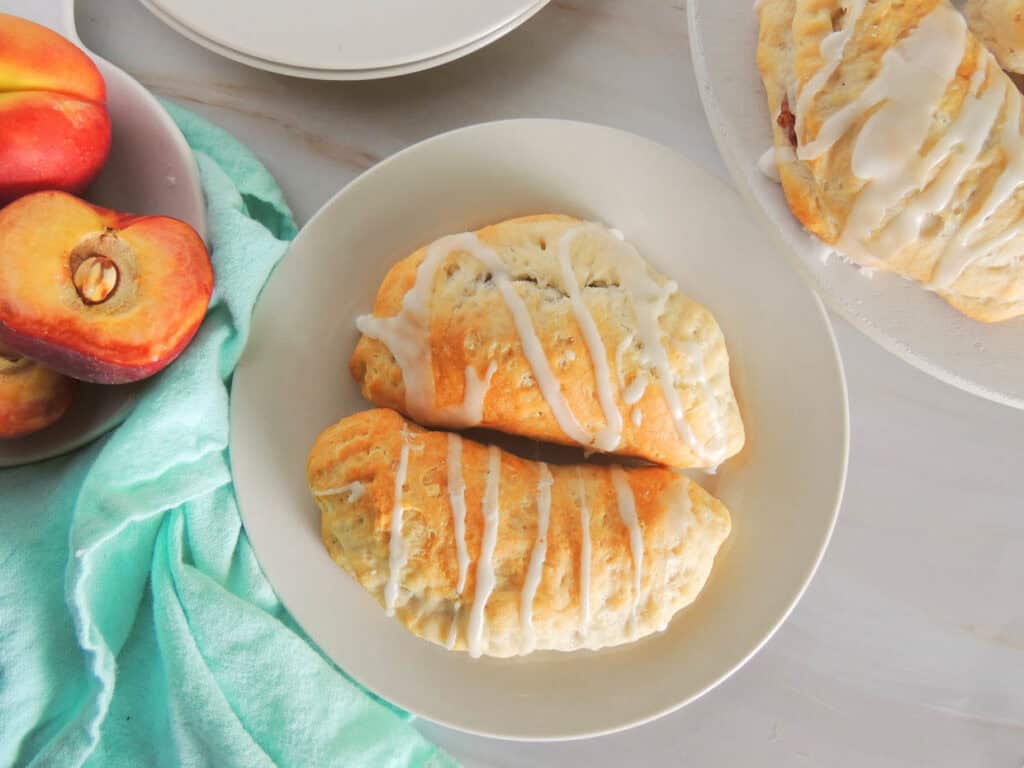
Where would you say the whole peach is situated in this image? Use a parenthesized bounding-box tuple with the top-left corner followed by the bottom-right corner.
(0, 13, 111, 204)
(0, 341, 74, 438)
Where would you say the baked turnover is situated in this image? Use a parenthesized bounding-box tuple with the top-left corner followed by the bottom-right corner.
(308, 409, 732, 658)
(757, 0, 1024, 321)
(351, 214, 744, 468)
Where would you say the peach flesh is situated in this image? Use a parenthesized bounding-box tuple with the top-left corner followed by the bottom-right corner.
(0, 192, 213, 384)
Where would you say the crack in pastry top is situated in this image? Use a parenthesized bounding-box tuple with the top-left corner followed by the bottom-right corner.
(356, 222, 722, 463)
(774, 1, 1024, 292)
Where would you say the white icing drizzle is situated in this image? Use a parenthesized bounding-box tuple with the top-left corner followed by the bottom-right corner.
(355, 239, 444, 422)
(886, 66, 996, 265)
(614, 333, 650, 406)
(577, 468, 592, 638)
(312, 481, 365, 502)
(798, 7, 961, 163)
(631, 407, 643, 427)
(834, 10, 973, 266)
(467, 241, 593, 447)
(657, 478, 695, 635)
(793, 0, 868, 149)
(758, 143, 798, 183)
(356, 233, 497, 429)
(622, 374, 649, 406)
(384, 428, 412, 616)
(604, 233, 710, 462)
(611, 466, 643, 638)
(557, 227, 623, 452)
(447, 433, 470, 594)
(359, 225, 722, 461)
(779, 3, 1024, 289)
(457, 361, 498, 425)
(614, 333, 632, 384)
(520, 464, 553, 655)
(811, 235, 835, 264)
(757, 147, 781, 182)
(468, 445, 501, 658)
(944, 214, 1024, 285)
(793, 5, 1024, 288)
(679, 340, 725, 464)
(931, 69, 1024, 288)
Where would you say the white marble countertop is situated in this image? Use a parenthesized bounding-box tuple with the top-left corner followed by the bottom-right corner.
(75, 1, 1024, 765)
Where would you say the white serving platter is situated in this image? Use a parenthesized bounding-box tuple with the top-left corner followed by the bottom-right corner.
(689, 0, 1024, 409)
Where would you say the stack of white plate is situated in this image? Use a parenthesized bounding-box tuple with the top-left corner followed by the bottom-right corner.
(139, 0, 549, 79)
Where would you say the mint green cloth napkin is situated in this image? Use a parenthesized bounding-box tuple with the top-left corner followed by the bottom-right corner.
(0, 101, 455, 768)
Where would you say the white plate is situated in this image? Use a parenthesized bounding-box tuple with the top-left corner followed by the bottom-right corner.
(138, 0, 548, 81)
(139, 0, 547, 76)
(230, 120, 848, 739)
(688, 0, 1024, 409)
(0, 0, 205, 467)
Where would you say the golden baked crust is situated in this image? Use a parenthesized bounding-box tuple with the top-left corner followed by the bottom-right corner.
(757, 0, 1024, 322)
(965, 0, 1024, 74)
(308, 409, 732, 658)
(351, 214, 744, 468)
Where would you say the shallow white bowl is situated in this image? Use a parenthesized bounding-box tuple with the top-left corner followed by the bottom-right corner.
(230, 120, 849, 740)
(0, 0, 205, 467)
(688, 0, 1024, 409)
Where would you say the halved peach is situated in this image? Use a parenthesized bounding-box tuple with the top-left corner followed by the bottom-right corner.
(0, 340, 74, 437)
(0, 191, 214, 384)
(0, 13, 111, 204)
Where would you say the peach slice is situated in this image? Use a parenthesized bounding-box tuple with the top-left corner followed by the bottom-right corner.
(0, 340, 73, 438)
(0, 191, 214, 384)
(0, 13, 111, 204)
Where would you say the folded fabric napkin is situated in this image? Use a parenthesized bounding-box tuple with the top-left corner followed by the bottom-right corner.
(0, 101, 455, 768)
